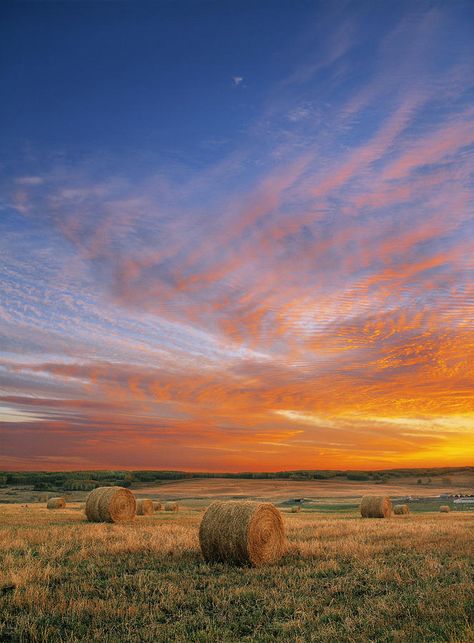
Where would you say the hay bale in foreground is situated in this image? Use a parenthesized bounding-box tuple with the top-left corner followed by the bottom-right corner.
(291, 505, 301, 513)
(47, 497, 66, 510)
(85, 486, 135, 523)
(164, 501, 178, 512)
(153, 501, 162, 512)
(394, 504, 409, 515)
(136, 499, 154, 516)
(199, 500, 286, 566)
(440, 505, 451, 513)
(360, 495, 392, 518)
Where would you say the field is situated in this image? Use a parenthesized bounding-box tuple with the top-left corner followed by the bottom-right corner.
(1, 480, 473, 642)
(135, 472, 474, 511)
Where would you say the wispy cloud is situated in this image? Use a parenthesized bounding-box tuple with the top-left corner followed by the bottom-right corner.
(15, 176, 44, 186)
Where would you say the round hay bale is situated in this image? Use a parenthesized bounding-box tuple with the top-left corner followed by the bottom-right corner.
(136, 499, 154, 516)
(85, 486, 135, 523)
(164, 501, 178, 512)
(360, 495, 392, 518)
(153, 501, 162, 512)
(440, 505, 451, 513)
(47, 497, 66, 510)
(199, 500, 286, 566)
(291, 505, 301, 513)
(393, 504, 409, 515)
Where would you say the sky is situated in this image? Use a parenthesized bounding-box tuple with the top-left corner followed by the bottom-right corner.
(0, 0, 473, 472)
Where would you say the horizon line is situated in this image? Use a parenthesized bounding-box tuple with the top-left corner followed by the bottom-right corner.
(2, 465, 472, 474)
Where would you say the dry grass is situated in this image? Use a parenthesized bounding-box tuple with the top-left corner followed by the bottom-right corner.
(136, 499, 154, 516)
(360, 495, 392, 518)
(394, 504, 410, 515)
(46, 497, 65, 510)
(85, 486, 136, 523)
(0, 504, 473, 642)
(199, 501, 286, 566)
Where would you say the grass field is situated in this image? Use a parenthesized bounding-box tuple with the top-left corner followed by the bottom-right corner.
(0, 502, 473, 642)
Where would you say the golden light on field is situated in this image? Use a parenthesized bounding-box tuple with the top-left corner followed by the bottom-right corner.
(0, 500, 473, 641)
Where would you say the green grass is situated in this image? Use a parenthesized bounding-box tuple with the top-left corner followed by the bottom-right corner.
(0, 506, 473, 642)
(288, 503, 360, 513)
(406, 501, 455, 513)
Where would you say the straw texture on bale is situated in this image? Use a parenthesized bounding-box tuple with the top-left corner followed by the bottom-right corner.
(85, 486, 136, 523)
(136, 499, 154, 515)
(394, 504, 409, 515)
(291, 506, 301, 513)
(153, 501, 162, 511)
(360, 495, 392, 518)
(440, 505, 451, 513)
(164, 501, 178, 512)
(47, 497, 66, 509)
(199, 500, 286, 566)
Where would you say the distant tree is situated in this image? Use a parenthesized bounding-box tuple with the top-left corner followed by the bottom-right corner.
(347, 472, 370, 481)
(417, 478, 422, 484)
(289, 473, 306, 481)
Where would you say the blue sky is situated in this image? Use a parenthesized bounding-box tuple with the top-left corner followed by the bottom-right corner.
(0, 0, 473, 470)
(2, 1, 311, 153)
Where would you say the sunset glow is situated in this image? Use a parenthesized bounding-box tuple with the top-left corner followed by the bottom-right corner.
(1, 1, 473, 470)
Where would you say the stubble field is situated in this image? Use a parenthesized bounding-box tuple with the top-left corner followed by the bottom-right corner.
(0, 501, 473, 642)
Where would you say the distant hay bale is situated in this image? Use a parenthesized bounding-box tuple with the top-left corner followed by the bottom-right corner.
(440, 505, 451, 513)
(199, 500, 286, 566)
(153, 501, 162, 512)
(85, 486, 135, 523)
(47, 497, 65, 510)
(164, 501, 178, 512)
(136, 499, 154, 515)
(394, 504, 409, 515)
(360, 495, 392, 518)
(291, 505, 301, 513)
